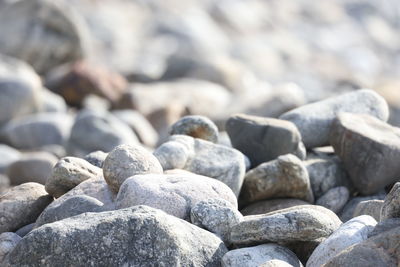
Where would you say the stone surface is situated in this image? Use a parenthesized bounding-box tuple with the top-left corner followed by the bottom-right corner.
(0, 183, 53, 233)
(0, 232, 21, 263)
(170, 115, 219, 143)
(368, 218, 400, 238)
(316, 186, 349, 214)
(103, 144, 163, 193)
(0, 144, 20, 174)
(353, 200, 383, 221)
(226, 114, 305, 167)
(84, 150, 108, 168)
(307, 215, 377, 267)
(116, 173, 238, 221)
(239, 154, 314, 206)
(241, 198, 309, 216)
(330, 112, 400, 195)
(3, 206, 228, 267)
(6, 151, 58, 185)
(15, 223, 34, 238)
(222, 244, 302, 267)
(230, 205, 342, 246)
(154, 135, 246, 196)
(40, 88, 68, 113)
(381, 182, 400, 220)
(190, 198, 243, 242)
(280, 89, 389, 148)
(340, 194, 386, 222)
(45, 157, 102, 198)
(0, 175, 10, 194)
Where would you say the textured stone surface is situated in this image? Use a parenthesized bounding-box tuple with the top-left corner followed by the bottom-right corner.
(0, 183, 53, 233)
(307, 215, 377, 267)
(241, 198, 309, 216)
(83, 150, 107, 168)
(280, 89, 389, 148)
(239, 154, 314, 206)
(226, 114, 305, 167)
(3, 206, 228, 267)
(330, 112, 400, 195)
(381, 182, 400, 220)
(316, 186, 349, 214)
(170, 115, 219, 143)
(103, 144, 163, 193)
(0, 232, 21, 263)
(116, 173, 237, 221)
(353, 200, 383, 221)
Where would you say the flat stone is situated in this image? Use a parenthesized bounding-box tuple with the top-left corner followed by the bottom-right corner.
(353, 200, 383, 221)
(316, 186, 349, 214)
(241, 198, 309, 216)
(170, 115, 219, 143)
(381, 182, 400, 220)
(280, 89, 389, 148)
(330, 112, 400, 195)
(0, 232, 21, 263)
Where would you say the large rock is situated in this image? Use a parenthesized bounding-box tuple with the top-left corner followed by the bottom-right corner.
(381, 182, 400, 220)
(330, 112, 400, 195)
(315, 186, 349, 214)
(116, 173, 237, 221)
(154, 135, 246, 196)
(226, 114, 305, 167)
(239, 154, 314, 206)
(3, 206, 228, 266)
(280, 89, 389, 148)
(0, 183, 53, 233)
(307, 215, 377, 267)
(0, 232, 21, 263)
(241, 198, 309, 216)
(170, 115, 219, 143)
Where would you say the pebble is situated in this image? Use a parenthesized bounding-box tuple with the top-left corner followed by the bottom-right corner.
(170, 115, 219, 143)
(316, 186, 349, 214)
(241, 198, 309, 216)
(0, 232, 21, 263)
(83, 151, 108, 168)
(40, 88, 68, 113)
(380, 182, 400, 220)
(353, 200, 383, 221)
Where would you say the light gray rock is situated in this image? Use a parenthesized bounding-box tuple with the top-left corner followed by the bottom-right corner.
(226, 114, 305, 167)
(190, 198, 243, 243)
(0, 144, 20, 174)
(240, 154, 314, 206)
(222, 244, 302, 267)
(316, 186, 349, 214)
(6, 151, 58, 185)
(0, 183, 53, 233)
(170, 115, 219, 143)
(154, 135, 246, 197)
(307, 215, 377, 267)
(45, 157, 102, 198)
(230, 205, 342, 246)
(15, 223, 34, 238)
(116, 173, 237, 221)
(381, 182, 400, 220)
(241, 198, 309, 216)
(3, 206, 228, 267)
(0, 232, 21, 263)
(103, 144, 163, 193)
(330, 112, 400, 195)
(340, 194, 386, 222)
(353, 200, 383, 221)
(84, 150, 107, 168)
(280, 89, 389, 148)
(40, 88, 68, 113)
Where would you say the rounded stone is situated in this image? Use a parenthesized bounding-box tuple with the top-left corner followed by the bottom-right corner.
(316, 186, 350, 214)
(170, 115, 219, 143)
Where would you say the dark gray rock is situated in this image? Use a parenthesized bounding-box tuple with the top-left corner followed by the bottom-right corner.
(316, 186, 349, 214)
(368, 218, 400, 237)
(330, 112, 400, 195)
(280, 89, 389, 148)
(0, 232, 21, 263)
(241, 198, 309, 216)
(84, 150, 108, 168)
(15, 223, 34, 238)
(353, 200, 383, 221)
(170, 115, 219, 143)
(0, 144, 20, 174)
(340, 194, 386, 222)
(3, 206, 228, 267)
(226, 114, 305, 167)
(381, 182, 400, 220)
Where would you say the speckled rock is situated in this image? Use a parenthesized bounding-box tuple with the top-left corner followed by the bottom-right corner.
(103, 144, 163, 193)
(83, 151, 107, 168)
(3, 206, 228, 267)
(353, 200, 383, 221)
(241, 198, 309, 216)
(381, 182, 400, 220)
(0, 232, 21, 263)
(170, 115, 219, 143)
(316, 186, 349, 214)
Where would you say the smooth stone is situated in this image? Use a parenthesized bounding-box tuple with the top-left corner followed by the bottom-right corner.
(0, 232, 21, 263)
(14, 223, 34, 238)
(0, 144, 21, 173)
(239, 154, 314, 206)
(230, 205, 342, 246)
(0, 183, 53, 233)
(330, 112, 400, 195)
(221, 244, 302, 267)
(154, 135, 246, 197)
(316, 186, 349, 214)
(45, 157, 102, 198)
(280, 89, 389, 148)
(353, 200, 383, 221)
(170, 115, 219, 143)
(241, 198, 309, 216)
(84, 150, 108, 168)
(6, 151, 58, 185)
(340, 194, 386, 222)
(103, 144, 163, 193)
(381, 182, 400, 220)
(307, 215, 377, 267)
(226, 114, 305, 167)
(39, 88, 68, 113)
(3, 206, 228, 266)
(368, 218, 400, 237)
(116, 173, 238, 221)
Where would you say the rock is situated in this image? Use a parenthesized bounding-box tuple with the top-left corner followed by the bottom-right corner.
(381, 182, 400, 220)
(6, 151, 58, 185)
(307, 215, 377, 267)
(170, 115, 219, 143)
(340, 194, 386, 222)
(0, 112, 73, 150)
(102, 144, 163, 193)
(353, 200, 383, 221)
(368, 218, 400, 238)
(330, 112, 400, 195)
(0, 144, 20, 174)
(38, 144, 67, 158)
(0, 183, 53, 233)
(40, 88, 68, 113)
(221, 244, 302, 267)
(67, 109, 139, 157)
(239, 154, 314, 207)
(116, 173, 237, 221)
(15, 223, 34, 238)
(241, 198, 310, 216)
(316, 186, 349, 214)
(154, 135, 246, 196)
(45, 157, 103, 198)
(84, 150, 108, 168)
(35, 195, 104, 228)
(0, 232, 21, 263)
(190, 198, 243, 243)
(3, 206, 228, 266)
(230, 205, 342, 246)
(280, 89, 389, 148)
(0, 175, 10, 194)
(226, 114, 305, 167)
(286, 239, 324, 265)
